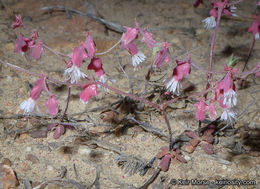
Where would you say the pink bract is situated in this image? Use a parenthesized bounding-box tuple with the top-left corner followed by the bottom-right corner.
(71, 46, 88, 67)
(153, 42, 171, 68)
(30, 76, 48, 101)
(248, 16, 259, 39)
(208, 102, 217, 120)
(45, 95, 59, 116)
(31, 40, 44, 60)
(88, 57, 105, 77)
(80, 84, 98, 104)
(83, 32, 96, 58)
(12, 15, 24, 29)
(141, 29, 156, 48)
(173, 58, 191, 81)
(121, 27, 139, 47)
(194, 99, 207, 121)
(14, 34, 32, 54)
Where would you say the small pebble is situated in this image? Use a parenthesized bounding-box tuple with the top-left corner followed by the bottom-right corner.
(78, 146, 91, 155)
(26, 146, 32, 152)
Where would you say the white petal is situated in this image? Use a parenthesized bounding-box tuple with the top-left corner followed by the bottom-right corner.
(165, 77, 182, 95)
(20, 98, 36, 114)
(220, 108, 237, 124)
(223, 89, 237, 107)
(64, 65, 87, 84)
(202, 16, 216, 30)
(132, 51, 146, 67)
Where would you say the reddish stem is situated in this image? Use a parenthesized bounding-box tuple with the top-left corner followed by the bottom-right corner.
(242, 36, 255, 72)
(61, 87, 71, 122)
(162, 110, 172, 150)
(205, 8, 223, 98)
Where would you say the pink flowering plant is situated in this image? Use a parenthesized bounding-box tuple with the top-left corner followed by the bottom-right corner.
(1, 1, 260, 183)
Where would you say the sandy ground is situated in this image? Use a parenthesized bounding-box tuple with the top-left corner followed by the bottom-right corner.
(0, 0, 260, 188)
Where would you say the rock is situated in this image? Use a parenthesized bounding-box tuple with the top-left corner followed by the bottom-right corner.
(0, 163, 19, 188)
(2, 158, 11, 166)
(25, 154, 39, 164)
(78, 146, 91, 155)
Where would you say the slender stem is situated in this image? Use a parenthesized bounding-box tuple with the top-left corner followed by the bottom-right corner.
(207, 8, 223, 86)
(95, 80, 162, 110)
(242, 37, 255, 72)
(61, 87, 71, 122)
(96, 39, 122, 56)
(205, 8, 223, 98)
(162, 110, 172, 150)
(43, 44, 69, 58)
(162, 87, 213, 110)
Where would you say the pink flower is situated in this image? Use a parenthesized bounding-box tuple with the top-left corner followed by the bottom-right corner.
(121, 27, 139, 47)
(31, 40, 44, 60)
(194, 99, 207, 121)
(153, 42, 171, 68)
(248, 15, 259, 40)
(83, 32, 96, 58)
(202, 0, 237, 29)
(20, 76, 47, 114)
(141, 29, 156, 48)
(12, 15, 24, 29)
(217, 71, 237, 108)
(45, 95, 58, 116)
(165, 57, 191, 95)
(64, 46, 88, 83)
(14, 34, 32, 54)
(258, 0, 260, 6)
(123, 42, 146, 68)
(193, 0, 203, 8)
(80, 84, 98, 104)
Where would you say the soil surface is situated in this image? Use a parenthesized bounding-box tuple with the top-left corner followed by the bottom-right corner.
(0, 0, 260, 189)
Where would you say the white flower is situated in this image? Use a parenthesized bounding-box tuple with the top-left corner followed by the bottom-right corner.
(202, 16, 216, 30)
(64, 65, 86, 84)
(223, 89, 237, 107)
(20, 97, 36, 114)
(230, 5, 237, 17)
(220, 108, 236, 124)
(99, 74, 107, 83)
(165, 77, 182, 95)
(255, 33, 260, 40)
(132, 51, 146, 68)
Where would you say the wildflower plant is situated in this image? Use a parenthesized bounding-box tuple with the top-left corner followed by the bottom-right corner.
(1, 0, 260, 180)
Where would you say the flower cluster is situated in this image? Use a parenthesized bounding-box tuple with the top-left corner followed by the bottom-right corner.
(165, 56, 191, 95)
(64, 32, 107, 85)
(13, 16, 44, 60)
(20, 75, 59, 116)
(248, 15, 260, 40)
(202, 0, 237, 30)
(194, 65, 238, 124)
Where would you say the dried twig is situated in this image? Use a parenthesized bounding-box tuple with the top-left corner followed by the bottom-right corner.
(41, 5, 126, 33)
(138, 167, 161, 189)
(127, 115, 168, 139)
(116, 52, 133, 94)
